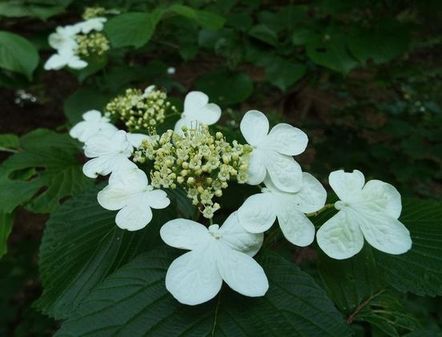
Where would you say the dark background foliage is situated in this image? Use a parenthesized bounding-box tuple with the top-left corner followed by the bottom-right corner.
(0, 0, 441, 336)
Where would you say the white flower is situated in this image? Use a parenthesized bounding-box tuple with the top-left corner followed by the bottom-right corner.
(74, 17, 107, 34)
(48, 25, 79, 51)
(82, 130, 136, 178)
(167, 67, 176, 75)
(240, 110, 308, 193)
(160, 212, 268, 305)
(69, 110, 118, 142)
(317, 170, 412, 260)
(44, 49, 88, 70)
(98, 167, 170, 231)
(174, 91, 221, 133)
(238, 173, 326, 246)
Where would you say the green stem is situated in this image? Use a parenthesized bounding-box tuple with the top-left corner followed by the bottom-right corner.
(306, 203, 334, 217)
(0, 147, 19, 153)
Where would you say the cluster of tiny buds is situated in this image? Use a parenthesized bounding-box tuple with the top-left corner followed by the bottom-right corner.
(76, 32, 110, 57)
(105, 87, 177, 133)
(134, 125, 252, 218)
(82, 6, 106, 19)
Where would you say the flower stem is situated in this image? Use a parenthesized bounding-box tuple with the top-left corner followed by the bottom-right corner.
(306, 203, 334, 217)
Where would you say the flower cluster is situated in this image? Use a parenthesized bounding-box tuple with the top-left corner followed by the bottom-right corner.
(69, 86, 412, 307)
(44, 9, 109, 71)
(105, 86, 177, 133)
(134, 125, 252, 218)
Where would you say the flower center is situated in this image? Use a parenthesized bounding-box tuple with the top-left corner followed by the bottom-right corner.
(208, 225, 222, 239)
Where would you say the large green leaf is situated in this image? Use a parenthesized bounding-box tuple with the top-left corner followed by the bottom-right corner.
(375, 199, 442, 297)
(0, 31, 39, 80)
(36, 185, 184, 319)
(196, 70, 253, 105)
(0, 212, 12, 259)
(104, 10, 165, 48)
(64, 87, 111, 124)
(0, 134, 20, 151)
(0, 0, 71, 20)
(55, 249, 352, 337)
(169, 5, 225, 30)
(0, 129, 91, 214)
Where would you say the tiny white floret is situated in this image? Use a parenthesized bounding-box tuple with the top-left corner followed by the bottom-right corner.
(238, 172, 326, 247)
(160, 212, 268, 305)
(98, 167, 170, 231)
(69, 110, 118, 143)
(316, 169, 412, 259)
(174, 91, 221, 133)
(240, 110, 308, 193)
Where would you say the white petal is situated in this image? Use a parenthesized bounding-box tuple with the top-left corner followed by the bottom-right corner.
(44, 54, 67, 70)
(357, 211, 412, 255)
(166, 249, 222, 305)
(126, 133, 154, 149)
(240, 110, 269, 146)
(246, 150, 266, 186)
(289, 172, 327, 213)
(237, 193, 277, 234)
(264, 123, 308, 156)
(84, 130, 132, 158)
(219, 212, 264, 257)
(160, 219, 211, 250)
(97, 185, 129, 210)
(83, 155, 135, 178)
(115, 202, 153, 231)
(217, 246, 268, 297)
(82, 110, 102, 121)
(68, 56, 88, 69)
(316, 211, 364, 260)
(144, 189, 170, 209)
(174, 117, 191, 134)
(277, 207, 315, 247)
(184, 91, 208, 115)
(329, 169, 365, 202)
(360, 180, 402, 218)
(265, 152, 303, 193)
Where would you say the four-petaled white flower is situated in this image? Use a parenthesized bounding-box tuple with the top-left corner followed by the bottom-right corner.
(44, 48, 88, 70)
(174, 91, 221, 133)
(48, 25, 78, 51)
(83, 130, 136, 178)
(238, 173, 326, 247)
(74, 17, 107, 34)
(240, 110, 308, 193)
(317, 170, 412, 260)
(160, 212, 268, 305)
(98, 167, 170, 231)
(69, 110, 117, 142)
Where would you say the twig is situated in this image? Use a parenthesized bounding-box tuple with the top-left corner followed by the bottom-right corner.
(347, 289, 386, 324)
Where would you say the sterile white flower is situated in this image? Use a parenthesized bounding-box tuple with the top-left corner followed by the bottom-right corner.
(160, 212, 268, 305)
(69, 110, 117, 142)
(48, 25, 79, 51)
(240, 110, 308, 193)
(238, 172, 326, 246)
(316, 169, 412, 260)
(44, 48, 88, 70)
(82, 130, 136, 178)
(98, 167, 170, 231)
(74, 17, 107, 34)
(174, 91, 221, 133)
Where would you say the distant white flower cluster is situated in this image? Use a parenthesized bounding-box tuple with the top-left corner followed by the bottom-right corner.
(70, 88, 412, 306)
(44, 17, 107, 70)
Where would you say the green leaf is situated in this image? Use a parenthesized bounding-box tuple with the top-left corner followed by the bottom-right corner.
(104, 10, 165, 48)
(0, 0, 71, 20)
(348, 22, 409, 64)
(292, 28, 318, 46)
(64, 88, 110, 124)
(375, 199, 442, 297)
(0, 134, 20, 151)
(0, 212, 12, 259)
(249, 24, 278, 46)
(169, 4, 225, 30)
(265, 58, 306, 91)
(36, 185, 182, 319)
(0, 31, 39, 80)
(55, 249, 352, 337)
(0, 129, 91, 213)
(306, 32, 357, 74)
(405, 327, 442, 337)
(196, 70, 253, 105)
